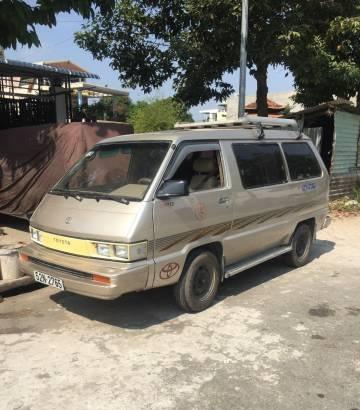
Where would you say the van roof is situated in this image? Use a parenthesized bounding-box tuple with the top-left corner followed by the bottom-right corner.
(96, 127, 310, 146)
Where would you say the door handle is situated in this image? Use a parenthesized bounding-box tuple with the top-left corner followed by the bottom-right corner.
(218, 197, 230, 205)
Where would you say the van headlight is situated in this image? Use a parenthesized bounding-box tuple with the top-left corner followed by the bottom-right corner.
(96, 243, 112, 257)
(95, 241, 148, 261)
(30, 227, 42, 243)
(114, 244, 128, 259)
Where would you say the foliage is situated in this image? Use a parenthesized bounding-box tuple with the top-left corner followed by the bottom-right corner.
(86, 95, 131, 122)
(330, 194, 360, 216)
(353, 186, 360, 203)
(75, 0, 360, 116)
(129, 98, 193, 133)
(284, 16, 360, 107)
(0, 0, 113, 49)
(75, 0, 294, 115)
(330, 185, 360, 216)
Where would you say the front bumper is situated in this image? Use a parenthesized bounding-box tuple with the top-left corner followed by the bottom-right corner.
(19, 243, 150, 300)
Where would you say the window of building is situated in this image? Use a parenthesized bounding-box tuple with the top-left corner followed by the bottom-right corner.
(282, 142, 322, 180)
(232, 143, 287, 189)
(172, 149, 224, 192)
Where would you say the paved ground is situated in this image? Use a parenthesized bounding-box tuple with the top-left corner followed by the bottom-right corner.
(1, 217, 360, 410)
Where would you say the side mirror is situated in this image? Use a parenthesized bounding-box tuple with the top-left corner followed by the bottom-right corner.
(157, 180, 189, 199)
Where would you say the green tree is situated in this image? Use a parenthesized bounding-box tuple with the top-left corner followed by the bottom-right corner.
(75, 0, 359, 116)
(86, 95, 131, 122)
(284, 16, 360, 107)
(129, 98, 193, 133)
(0, 0, 113, 49)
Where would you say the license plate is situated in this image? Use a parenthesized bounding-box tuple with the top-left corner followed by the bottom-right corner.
(34, 271, 64, 290)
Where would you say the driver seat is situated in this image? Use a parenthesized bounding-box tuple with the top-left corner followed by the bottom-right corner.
(190, 158, 218, 191)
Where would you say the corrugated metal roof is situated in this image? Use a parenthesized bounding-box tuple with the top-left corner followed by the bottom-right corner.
(0, 59, 99, 79)
(43, 60, 89, 73)
(288, 101, 359, 118)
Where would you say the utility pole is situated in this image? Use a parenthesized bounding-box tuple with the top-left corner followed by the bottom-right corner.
(238, 0, 249, 118)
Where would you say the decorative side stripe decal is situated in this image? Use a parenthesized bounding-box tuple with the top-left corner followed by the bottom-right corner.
(155, 201, 319, 253)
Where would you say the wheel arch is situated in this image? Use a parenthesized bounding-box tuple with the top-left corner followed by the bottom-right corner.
(185, 241, 224, 278)
(292, 217, 316, 242)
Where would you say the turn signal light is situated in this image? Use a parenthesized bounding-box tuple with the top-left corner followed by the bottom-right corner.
(19, 254, 29, 262)
(92, 274, 111, 285)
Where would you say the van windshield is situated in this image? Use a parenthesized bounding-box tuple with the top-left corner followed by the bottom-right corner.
(52, 142, 170, 201)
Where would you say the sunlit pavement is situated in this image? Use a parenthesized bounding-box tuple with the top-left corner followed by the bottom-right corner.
(1, 217, 360, 410)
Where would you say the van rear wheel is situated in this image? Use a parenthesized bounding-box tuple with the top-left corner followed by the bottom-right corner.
(174, 250, 220, 313)
(284, 224, 313, 267)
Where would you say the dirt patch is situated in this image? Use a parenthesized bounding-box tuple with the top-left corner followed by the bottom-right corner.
(308, 304, 336, 318)
(311, 334, 326, 340)
(346, 307, 360, 316)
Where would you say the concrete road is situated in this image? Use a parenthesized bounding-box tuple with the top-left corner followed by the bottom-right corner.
(1, 217, 360, 410)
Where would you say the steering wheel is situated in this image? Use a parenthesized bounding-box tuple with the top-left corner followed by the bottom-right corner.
(137, 177, 151, 185)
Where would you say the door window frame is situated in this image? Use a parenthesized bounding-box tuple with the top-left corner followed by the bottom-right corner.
(161, 141, 228, 194)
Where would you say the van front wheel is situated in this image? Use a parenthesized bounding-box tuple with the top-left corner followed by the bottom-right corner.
(285, 224, 313, 268)
(174, 251, 220, 313)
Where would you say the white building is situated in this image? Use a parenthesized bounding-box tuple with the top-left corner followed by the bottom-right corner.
(199, 104, 227, 122)
(200, 91, 304, 122)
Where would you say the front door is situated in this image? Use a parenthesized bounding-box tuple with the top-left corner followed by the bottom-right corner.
(152, 142, 233, 287)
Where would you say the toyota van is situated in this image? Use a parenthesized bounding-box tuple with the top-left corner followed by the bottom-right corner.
(19, 116, 331, 312)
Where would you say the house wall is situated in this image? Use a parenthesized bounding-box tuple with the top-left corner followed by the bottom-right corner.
(330, 110, 360, 198)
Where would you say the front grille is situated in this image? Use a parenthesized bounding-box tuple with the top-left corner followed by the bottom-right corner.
(29, 257, 92, 280)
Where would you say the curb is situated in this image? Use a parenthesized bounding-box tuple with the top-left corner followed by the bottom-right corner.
(0, 276, 35, 294)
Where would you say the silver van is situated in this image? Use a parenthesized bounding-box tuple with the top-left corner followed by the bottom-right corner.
(19, 117, 330, 312)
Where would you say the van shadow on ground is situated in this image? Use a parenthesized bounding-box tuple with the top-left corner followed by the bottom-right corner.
(51, 239, 335, 330)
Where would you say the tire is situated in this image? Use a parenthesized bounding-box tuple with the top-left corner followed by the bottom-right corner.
(174, 250, 221, 313)
(284, 224, 313, 268)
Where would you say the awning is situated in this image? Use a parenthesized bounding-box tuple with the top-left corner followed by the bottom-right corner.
(0, 59, 99, 79)
(72, 82, 128, 97)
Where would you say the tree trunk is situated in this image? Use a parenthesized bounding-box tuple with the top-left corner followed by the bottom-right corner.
(255, 64, 269, 117)
(356, 92, 360, 111)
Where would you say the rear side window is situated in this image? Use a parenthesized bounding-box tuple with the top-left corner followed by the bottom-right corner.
(282, 143, 322, 181)
(232, 143, 287, 189)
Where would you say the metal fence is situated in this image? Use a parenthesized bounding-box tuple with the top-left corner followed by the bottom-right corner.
(0, 97, 56, 129)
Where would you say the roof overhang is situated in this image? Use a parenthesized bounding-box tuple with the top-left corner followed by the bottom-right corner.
(0, 59, 99, 79)
(288, 100, 359, 119)
(71, 82, 128, 97)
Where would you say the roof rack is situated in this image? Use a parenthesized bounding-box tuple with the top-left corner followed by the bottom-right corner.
(174, 115, 298, 131)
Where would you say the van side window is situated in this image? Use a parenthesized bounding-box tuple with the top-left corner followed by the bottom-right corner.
(282, 143, 322, 180)
(172, 150, 224, 192)
(232, 143, 287, 189)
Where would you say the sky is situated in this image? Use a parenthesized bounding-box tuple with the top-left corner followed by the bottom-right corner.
(5, 11, 295, 120)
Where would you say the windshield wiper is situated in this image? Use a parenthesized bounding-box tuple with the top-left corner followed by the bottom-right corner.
(83, 192, 130, 205)
(50, 189, 83, 201)
(93, 193, 130, 205)
(50, 189, 131, 205)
